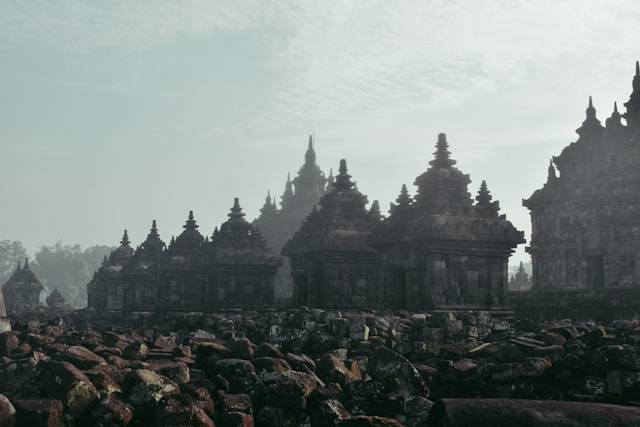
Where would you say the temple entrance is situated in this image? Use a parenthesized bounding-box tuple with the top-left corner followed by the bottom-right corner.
(586, 255, 605, 288)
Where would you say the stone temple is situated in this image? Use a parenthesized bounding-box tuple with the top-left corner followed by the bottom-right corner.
(86, 132, 524, 314)
(286, 133, 525, 310)
(2, 259, 43, 315)
(87, 199, 281, 316)
(253, 135, 332, 302)
(524, 62, 640, 290)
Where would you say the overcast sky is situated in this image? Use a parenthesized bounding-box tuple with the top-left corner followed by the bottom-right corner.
(1, 1, 640, 265)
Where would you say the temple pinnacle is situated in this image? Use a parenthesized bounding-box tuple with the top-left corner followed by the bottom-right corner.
(429, 132, 457, 168)
(229, 197, 246, 220)
(121, 229, 130, 247)
(339, 159, 348, 175)
(184, 211, 198, 230)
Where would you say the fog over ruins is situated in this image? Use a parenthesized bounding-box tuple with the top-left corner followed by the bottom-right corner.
(1, 2, 640, 426)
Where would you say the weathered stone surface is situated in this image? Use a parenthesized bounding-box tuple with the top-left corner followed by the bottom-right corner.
(0, 394, 16, 427)
(428, 399, 640, 427)
(13, 399, 63, 427)
(265, 370, 318, 413)
(3, 306, 640, 424)
(85, 368, 122, 397)
(317, 353, 359, 387)
(369, 346, 428, 398)
(52, 345, 106, 369)
(37, 360, 99, 416)
(310, 398, 350, 427)
(338, 415, 403, 426)
(123, 369, 179, 406)
(155, 396, 215, 427)
(0, 333, 19, 358)
(228, 337, 255, 360)
(256, 406, 298, 427)
(148, 360, 190, 384)
(90, 396, 134, 427)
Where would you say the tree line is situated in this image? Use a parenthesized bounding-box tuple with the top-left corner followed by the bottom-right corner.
(0, 240, 114, 308)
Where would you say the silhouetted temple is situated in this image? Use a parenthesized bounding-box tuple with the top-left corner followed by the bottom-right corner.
(284, 159, 381, 307)
(87, 199, 281, 315)
(286, 134, 525, 309)
(524, 62, 640, 290)
(86, 132, 525, 313)
(253, 135, 330, 253)
(374, 134, 525, 309)
(2, 259, 43, 315)
(509, 262, 532, 291)
(46, 287, 66, 309)
(253, 135, 331, 301)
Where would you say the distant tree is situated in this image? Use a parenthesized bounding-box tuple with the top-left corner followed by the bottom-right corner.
(0, 240, 28, 284)
(32, 242, 114, 308)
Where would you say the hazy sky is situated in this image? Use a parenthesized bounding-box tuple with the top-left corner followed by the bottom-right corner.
(2, 1, 640, 265)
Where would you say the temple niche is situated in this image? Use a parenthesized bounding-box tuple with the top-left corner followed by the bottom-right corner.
(2, 259, 44, 315)
(87, 200, 281, 316)
(253, 135, 331, 302)
(374, 133, 525, 310)
(284, 159, 382, 308)
(524, 62, 640, 290)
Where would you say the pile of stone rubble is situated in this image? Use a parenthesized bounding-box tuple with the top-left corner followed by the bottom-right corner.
(0, 308, 639, 426)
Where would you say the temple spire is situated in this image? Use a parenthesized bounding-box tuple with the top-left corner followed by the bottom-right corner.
(304, 134, 316, 165)
(228, 197, 246, 221)
(183, 211, 198, 230)
(24, 257, 29, 269)
(333, 159, 353, 190)
(326, 168, 335, 188)
(148, 220, 160, 239)
(259, 190, 278, 218)
(397, 184, 411, 207)
(369, 200, 382, 220)
(576, 96, 603, 138)
(429, 133, 457, 168)
(475, 180, 492, 206)
(120, 229, 130, 247)
(587, 96, 596, 119)
(606, 102, 623, 130)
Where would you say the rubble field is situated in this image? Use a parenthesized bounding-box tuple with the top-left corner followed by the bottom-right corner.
(0, 308, 639, 426)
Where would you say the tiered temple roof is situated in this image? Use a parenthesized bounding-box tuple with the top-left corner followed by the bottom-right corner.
(2, 258, 44, 314)
(46, 287, 66, 308)
(284, 159, 377, 254)
(524, 61, 640, 290)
